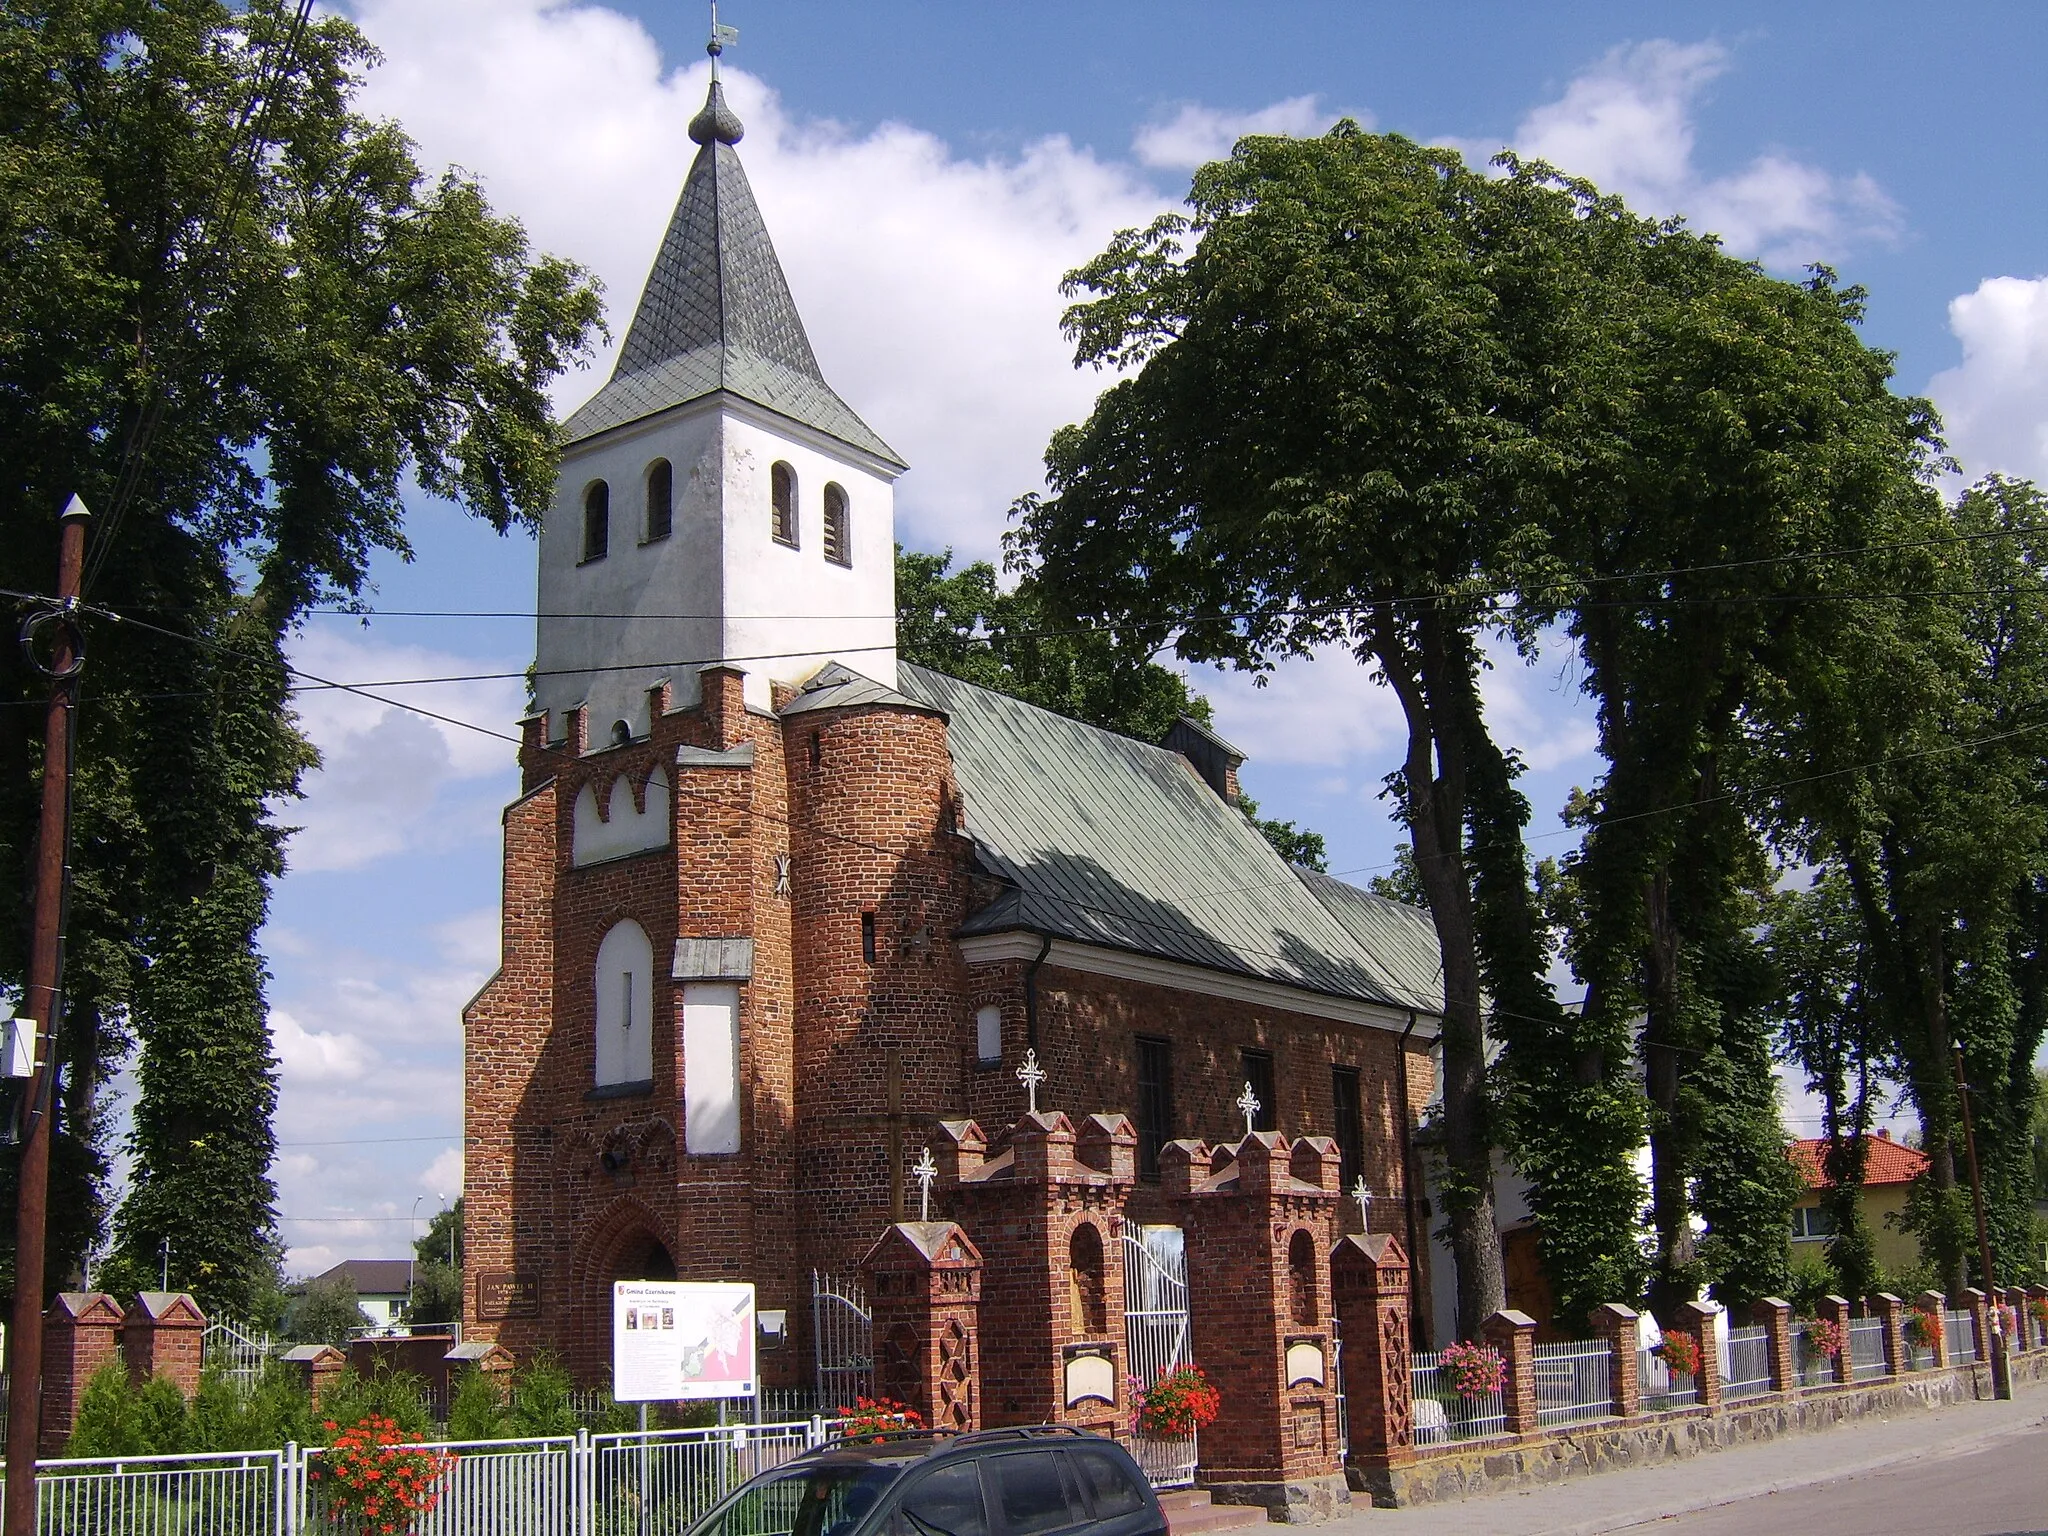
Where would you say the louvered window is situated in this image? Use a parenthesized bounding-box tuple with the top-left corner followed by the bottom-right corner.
(582, 481, 610, 562)
(823, 482, 850, 566)
(771, 461, 798, 547)
(645, 458, 672, 541)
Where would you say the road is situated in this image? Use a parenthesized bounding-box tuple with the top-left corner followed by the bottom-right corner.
(1617, 1431, 2048, 1535)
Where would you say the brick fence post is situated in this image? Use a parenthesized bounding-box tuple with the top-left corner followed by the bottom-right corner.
(1589, 1304, 1641, 1419)
(282, 1343, 348, 1400)
(1964, 1287, 1991, 1365)
(1872, 1293, 1907, 1376)
(859, 1222, 985, 1433)
(2028, 1285, 2048, 1353)
(122, 1292, 206, 1396)
(1816, 1296, 1853, 1385)
(1675, 1301, 1720, 1412)
(40, 1293, 124, 1455)
(1330, 1233, 1413, 1505)
(1482, 1311, 1539, 1437)
(1915, 1291, 1951, 1369)
(1754, 1298, 1795, 1394)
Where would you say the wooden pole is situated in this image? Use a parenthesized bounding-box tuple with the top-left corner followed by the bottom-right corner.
(4, 497, 90, 1536)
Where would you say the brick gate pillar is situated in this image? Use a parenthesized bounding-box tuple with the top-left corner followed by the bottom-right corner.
(1815, 1296, 1853, 1386)
(1915, 1290, 1951, 1369)
(40, 1293, 124, 1455)
(1871, 1293, 1907, 1376)
(942, 1109, 1136, 1435)
(1481, 1311, 1539, 1435)
(1589, 1304, 1641, 1419)
(1329, 1233, 1412, 1507)
(122, 1292, 206, 1395)
(1167, 1133, 1347, 1521)
(1963, 1287, 1991, 1365)
(1752, 1298, 1795, 1393)
(1671, 1301, 1721, 1413)
(859, 1222, 984, 1433)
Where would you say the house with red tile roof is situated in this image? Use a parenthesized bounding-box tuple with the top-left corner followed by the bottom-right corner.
(1787, 1131, 1929, 1275)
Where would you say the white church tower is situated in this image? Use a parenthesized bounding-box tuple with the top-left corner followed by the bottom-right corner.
(536, 54, 905, 739)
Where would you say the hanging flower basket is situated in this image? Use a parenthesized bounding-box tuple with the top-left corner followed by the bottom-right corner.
(1803, 1318, 1845, 1362)
(1438, 1341, 1507, 1402)
(312, 1415, 453, 1532)
(2030, 1296, 2048, 1330)
(1658, 1332, 1701, 1379)
(1905, 1306, 1943, 1353)
(1131, 1365, 1221, 1439)
(1995, 1304, 2019, 1342)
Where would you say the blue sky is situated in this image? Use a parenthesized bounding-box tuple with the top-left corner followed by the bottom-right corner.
(205, 1, 2048, 1277)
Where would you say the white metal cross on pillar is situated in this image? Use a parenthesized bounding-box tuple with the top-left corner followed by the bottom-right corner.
(1017, 1047, 1046, 1116)
(1236, 1080, 1260, 1138)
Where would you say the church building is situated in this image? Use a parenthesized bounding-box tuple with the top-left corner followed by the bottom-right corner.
(461, 69, 1445, 1397)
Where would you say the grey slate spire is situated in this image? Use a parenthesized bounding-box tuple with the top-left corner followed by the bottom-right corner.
(560, 78, 902, 466)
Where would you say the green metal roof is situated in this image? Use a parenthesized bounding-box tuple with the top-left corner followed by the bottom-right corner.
(561, 82, 903, 466)
(893, 664, 1443, 1016)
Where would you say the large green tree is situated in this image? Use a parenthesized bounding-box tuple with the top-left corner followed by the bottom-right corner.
(1012, 125, 1633, 1336)
(0, 1, 599, 1314)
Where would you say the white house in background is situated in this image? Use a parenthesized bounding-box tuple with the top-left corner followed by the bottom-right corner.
(314, 1259, 413, 1333)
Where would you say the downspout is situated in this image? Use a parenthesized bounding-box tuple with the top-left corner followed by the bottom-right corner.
(1023, 934, 1054, 1052)
(1396, 1009, 1427, 1345)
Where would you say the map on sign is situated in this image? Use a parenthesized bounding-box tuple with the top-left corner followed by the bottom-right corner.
(613, 1280, 756, 1402)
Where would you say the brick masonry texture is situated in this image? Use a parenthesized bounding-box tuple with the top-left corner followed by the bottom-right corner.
(464, 676, 1435, 1410)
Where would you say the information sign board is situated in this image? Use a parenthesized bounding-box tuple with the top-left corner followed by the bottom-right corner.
(612, 1280, 756, 1402)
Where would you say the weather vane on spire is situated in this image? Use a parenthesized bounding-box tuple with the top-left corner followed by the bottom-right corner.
(708, 2, 739, 76)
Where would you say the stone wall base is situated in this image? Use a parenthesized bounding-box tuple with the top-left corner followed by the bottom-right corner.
(1356, 1354, 2046, 1509)
(1202, 1474, 1352, 1524)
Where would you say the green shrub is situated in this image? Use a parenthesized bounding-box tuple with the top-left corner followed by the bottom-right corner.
(505, 1352, 577, 1438)
(316, 1366, 433, 1440)
(1787, 1253, 1839, 1317)
(133, 1375, 189, 1454)
(66, 1364, 149, 1458)
(447, 1366, 508, 1441)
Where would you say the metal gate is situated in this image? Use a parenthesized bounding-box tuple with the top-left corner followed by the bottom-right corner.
(1122, 1225, 1197, 1488)
(811, 1269, 873, 1410)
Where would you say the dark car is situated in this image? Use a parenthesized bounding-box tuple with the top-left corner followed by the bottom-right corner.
(686, 1427, 1167, 1536)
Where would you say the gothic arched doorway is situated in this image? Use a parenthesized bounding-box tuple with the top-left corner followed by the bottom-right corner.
(610, 1230, 677, 1283)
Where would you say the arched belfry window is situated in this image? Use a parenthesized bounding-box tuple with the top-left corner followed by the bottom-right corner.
(645, 459, 673, 542)
(582, 480, 610, 563)
(594, 919, 654, 1088)
(822, 482, 850, 567)
(771, 461, 798, 548)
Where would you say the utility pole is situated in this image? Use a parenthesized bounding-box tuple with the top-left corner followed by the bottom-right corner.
(4, 496, 90, 1536)
(1952, 1046, 2012, 1401)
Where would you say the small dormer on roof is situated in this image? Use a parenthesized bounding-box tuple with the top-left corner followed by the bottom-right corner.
(561, 74, 901, 466)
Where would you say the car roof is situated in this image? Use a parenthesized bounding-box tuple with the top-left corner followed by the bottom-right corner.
(801, 1426, 1125, 1469)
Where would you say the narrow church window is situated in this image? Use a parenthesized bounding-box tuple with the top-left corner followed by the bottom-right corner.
(645, 458, 673, 541)
(582, 480, 610, 562)
(1069, 1223, 1107, 1336)
(1239, 1048, 1276, 1133)
(1287, 1229, 1318, 1325)
(975, 1004, 1002, 1065)
(683, 981, 742, 1154)
(822, 482, 850, 566)
(594, 920, 654, 1088)
(1136, 1036, 1172, 1180)
(861, 911, 877, 964)
(771, 460, 798, 547)
(1331, 1065, 1365, 1199)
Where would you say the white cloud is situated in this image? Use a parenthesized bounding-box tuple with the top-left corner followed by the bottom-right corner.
(1131, 94, 1347, 170)
(1926, 275, 2048, 483)
(273, 1010, 376, 1085)
(1482, 40, 1900, 269)
(420, 1146, 465, 1198)
(349, 0, 1175, 562)
(280, 627, 524, 873)
(1197, 650, 1405, 770)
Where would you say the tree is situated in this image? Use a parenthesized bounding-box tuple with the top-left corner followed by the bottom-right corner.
(1757, 476, 2048, 1290)
(414, 1200, 464, 1271)
(404, 1199, 463, 1325)
(0, 3, 599, 1311)
(283, 1272, 371, 1348)
(894, 547, 1327, 865)
(1013, 126, 1624, 1335)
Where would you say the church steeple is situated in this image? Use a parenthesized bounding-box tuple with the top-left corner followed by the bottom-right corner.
(560, 76, 900, 467)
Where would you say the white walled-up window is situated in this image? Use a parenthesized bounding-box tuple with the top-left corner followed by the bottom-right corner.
(683, 981, 741, 1154)
(975, 1004, 1002, 1064)
(594, 920, 655, 1087)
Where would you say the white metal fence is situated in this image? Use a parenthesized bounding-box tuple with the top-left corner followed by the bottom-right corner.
(1537, 1340, 1614, 1425)
(203, 1319, 276, 1391)
(22, 1419, 846, 1536)
(1848, 1317, 1886, 1381)
(1409, 1349, 1508, 1444)
(1722, 1324, 1772, 1399)
(1944, 1309, 1978, 1364)
(1122, 1225, 1196, 1489)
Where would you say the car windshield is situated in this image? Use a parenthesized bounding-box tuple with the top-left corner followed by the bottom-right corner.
(693, 1462, 905, 1536)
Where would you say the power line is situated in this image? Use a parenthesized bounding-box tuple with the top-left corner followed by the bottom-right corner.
(277, 1134, 459, 1147)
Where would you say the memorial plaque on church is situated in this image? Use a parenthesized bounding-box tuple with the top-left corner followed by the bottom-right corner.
(477, 1271, 540, 1319)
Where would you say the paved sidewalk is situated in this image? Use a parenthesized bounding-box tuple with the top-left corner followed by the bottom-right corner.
(1319, 1382, 2048, 1535)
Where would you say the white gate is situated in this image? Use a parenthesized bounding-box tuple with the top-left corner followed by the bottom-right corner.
(1122, 1224, 1196, 1488)
(202, 1317, 274, 1390)
(811, 1270, 873, 1410)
